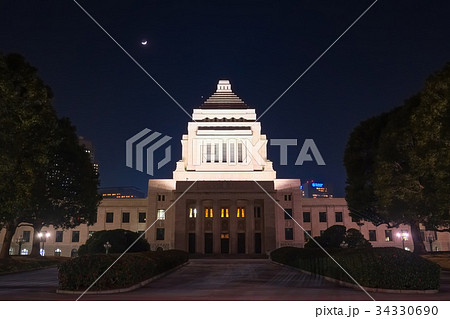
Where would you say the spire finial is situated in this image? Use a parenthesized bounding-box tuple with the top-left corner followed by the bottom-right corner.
(217, 79, 231, 92)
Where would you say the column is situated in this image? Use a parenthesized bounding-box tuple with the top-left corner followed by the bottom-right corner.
(213, 200, 221, 254)
(229, 202, 238, 254)
(197, 200, 204, 254)
(246, 202, 255, 254)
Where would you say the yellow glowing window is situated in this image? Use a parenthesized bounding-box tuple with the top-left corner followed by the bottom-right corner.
(189, 208, 197, 218)
(205, 208, 213, 218)
(237, 208, 245, 218)
(221, 208, 229, 218)
(220, 233, 229, 239)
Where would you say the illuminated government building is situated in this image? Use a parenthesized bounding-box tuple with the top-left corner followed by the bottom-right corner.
(1, 80, 449, 257)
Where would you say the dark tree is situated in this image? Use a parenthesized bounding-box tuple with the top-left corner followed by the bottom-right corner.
(344, 62, 450, 254)
(0, 53, 58, 259)
(25, 118, 101, 257)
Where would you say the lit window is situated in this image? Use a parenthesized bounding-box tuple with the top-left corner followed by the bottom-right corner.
(139, 212, 147, 223)
(189, 208, 197, 218)
(385, 230, 393, 241)
(54, 248, 62, 256)
(237, 208, 245, 218)
(157, 209, 165, 220)
(221, 208, 229, 218)
(21, 249, 28, 255)
(205, 208, 213, 218)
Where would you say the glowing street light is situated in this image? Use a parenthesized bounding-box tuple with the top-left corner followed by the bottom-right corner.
(15, 236, 25, 256)
(38, 232, 50, 256)
(396, 231, 409, 250)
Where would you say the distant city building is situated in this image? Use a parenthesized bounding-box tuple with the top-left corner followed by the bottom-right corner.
(78, 136, 99, 175)
(99, 186, 146, 199)
(301, 180, 333, 198)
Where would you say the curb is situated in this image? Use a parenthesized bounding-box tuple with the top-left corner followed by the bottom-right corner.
(56, 261, 189, 295)
(270, 260, 439, 294)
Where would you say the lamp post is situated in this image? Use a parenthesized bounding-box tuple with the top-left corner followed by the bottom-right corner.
(15, 236, 25, 256)
(104, 241, 111, 254)
(38, 232, 50, 256)
(396, 231, 409, 250)
(427, 234, 434, 252)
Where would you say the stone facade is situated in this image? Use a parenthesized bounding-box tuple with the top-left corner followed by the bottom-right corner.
(1, 80, 449, 257)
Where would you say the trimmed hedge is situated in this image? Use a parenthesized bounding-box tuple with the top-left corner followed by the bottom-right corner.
(58, 249, 188, 291)
(78, 229, 150, 256)
(271, 247, 440, 290)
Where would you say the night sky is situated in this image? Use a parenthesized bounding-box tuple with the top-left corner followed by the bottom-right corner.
(2, 0, 450, 197)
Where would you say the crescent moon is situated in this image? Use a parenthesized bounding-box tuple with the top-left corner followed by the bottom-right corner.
(141, 40, 148, 45)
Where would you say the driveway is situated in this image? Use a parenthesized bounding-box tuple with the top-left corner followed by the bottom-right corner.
(0, 259, 449, 301)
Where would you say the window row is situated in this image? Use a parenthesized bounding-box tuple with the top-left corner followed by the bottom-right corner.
(285, 229, 404, 243)
(105, 212, 147, 223)
(189, 207, 248, 218)
(293, 211, 343, 223)
(202, 141, 246, 164)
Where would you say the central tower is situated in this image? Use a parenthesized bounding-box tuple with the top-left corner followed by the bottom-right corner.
(173, 80, 276, 181)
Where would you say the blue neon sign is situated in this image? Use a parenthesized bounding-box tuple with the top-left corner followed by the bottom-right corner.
(311, 182, 324, 188)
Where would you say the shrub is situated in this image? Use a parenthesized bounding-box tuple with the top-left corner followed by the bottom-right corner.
(78, 229, 150, 256)
(305, 225, 347, 248)
(344, 228, 372, 248)
(58, 253, 156, 291)
(58, 249, 189, 291)
(271, 246, 440, 290)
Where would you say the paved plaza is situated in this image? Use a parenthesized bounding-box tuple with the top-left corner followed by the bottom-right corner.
(0, 259, 449, 301)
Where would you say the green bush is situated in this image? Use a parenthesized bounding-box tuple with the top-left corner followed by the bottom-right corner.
(58, 249, 189, 291)
(58, 253, 156, 291)
(344, 228, 372, 248)
(78, 229, 150, 256)
(305, 225, 347, 248)
(271, 247, 440, 290)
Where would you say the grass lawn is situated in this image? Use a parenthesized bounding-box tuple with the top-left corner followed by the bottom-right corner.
(421, 253, 450, 271)
(0, 256, 70, 275)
